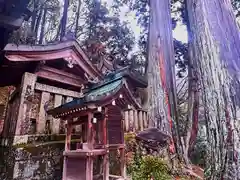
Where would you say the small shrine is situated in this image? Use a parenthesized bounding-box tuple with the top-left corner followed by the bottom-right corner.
(48, 72, 142, 180)
(0, 40, 148, 179)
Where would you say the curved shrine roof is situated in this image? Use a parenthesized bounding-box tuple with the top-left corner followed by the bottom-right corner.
(0, 41, 102, 86)
(48, 75, 142, 119)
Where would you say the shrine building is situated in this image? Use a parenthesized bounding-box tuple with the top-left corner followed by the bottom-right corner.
(0, 40, 148, 180)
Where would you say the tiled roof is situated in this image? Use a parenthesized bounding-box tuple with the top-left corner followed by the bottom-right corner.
(48, 74, 142, 118)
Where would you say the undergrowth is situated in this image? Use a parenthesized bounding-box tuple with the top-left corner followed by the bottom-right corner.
(127, 150, 172, 180)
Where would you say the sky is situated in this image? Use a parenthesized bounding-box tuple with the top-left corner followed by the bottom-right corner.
(102, 0, 188, 43)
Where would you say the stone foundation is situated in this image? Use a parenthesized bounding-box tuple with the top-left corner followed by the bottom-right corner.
(0, 134, 65, 180)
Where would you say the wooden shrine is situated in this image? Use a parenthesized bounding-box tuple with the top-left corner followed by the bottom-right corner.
(0, 40, 148, 179)
(48, 73, 142, 180)
(0, 41, 147, 142)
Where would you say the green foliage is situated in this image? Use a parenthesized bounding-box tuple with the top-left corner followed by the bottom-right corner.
(82, 1, 135, 64)
(128, 152, 172, 180)
(189, 135, 207, 168)
(174, 39, 188, 78)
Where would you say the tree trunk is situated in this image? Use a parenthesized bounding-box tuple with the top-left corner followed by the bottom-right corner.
(148, 0, 178, 137)
(34, 7, 43, 40)
(75, 0, 81, 37)
(186, 0, 240, 179)
(39, 8, 47, 44)
(60, 0, 70, 40)
(31, 4, 37, 32)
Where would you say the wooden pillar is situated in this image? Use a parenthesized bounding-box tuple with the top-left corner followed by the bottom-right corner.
(65, 122, 72, 151)
(120, 148, 126, 178)
(15, 72, 37, 135)
(139, 110, 144, 131)
(129, 110, 134, 132)
(143, 111, 148, 128)
(63, 121, 72, 180)
(134, 110, 138, 131)
(124, 111, 129, 132)
(37, 92, 50, 133)
(103, 108, 109, 180)
(86, 112, 94, 179)
(87, 112, 94, 149)
(52, 94, 62, 134)
(103, 108, 108, 145)
(103, 152, 109, 180)
(86, 157, 93, 180)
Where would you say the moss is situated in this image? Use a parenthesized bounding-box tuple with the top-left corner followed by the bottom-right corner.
(13, 139, 81, 149)
(124, 132, 136, 143)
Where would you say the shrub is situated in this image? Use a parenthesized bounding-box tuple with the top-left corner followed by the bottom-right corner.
(128, 151, 172, 180)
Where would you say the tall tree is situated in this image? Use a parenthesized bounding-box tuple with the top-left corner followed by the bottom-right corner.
(186, 0, 240, 179)
(148, 0, 178, 142)
(60, 0, 70, 39)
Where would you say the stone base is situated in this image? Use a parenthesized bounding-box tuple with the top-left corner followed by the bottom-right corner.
(0, 134, 65, 180)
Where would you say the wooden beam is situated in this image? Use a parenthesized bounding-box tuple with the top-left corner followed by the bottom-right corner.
(107, 144, 125, 149)
(39, 66, 84, 82)
(36, 66, 83, 88)
(35, 83, 81, 98)
(63, 149, 107, 157)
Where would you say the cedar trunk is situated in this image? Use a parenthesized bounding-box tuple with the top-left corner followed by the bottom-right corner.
(187, 0, 240, 179)
(148, 0, 178, 136)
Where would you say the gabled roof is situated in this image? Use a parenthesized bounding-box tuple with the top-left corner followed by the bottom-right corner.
(4, 40, 102, 78)
(48, 75, 141, 118)
(0, 41, 102, 86)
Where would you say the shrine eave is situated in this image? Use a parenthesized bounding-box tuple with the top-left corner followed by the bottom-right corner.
(3, 40, 102, 78)
(48, 77, 141, 118)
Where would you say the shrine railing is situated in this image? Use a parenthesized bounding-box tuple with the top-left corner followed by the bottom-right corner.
(124, 109, 148, 132)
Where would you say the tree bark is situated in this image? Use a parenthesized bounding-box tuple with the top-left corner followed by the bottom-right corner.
(148, 0, 178, 135)
(186, 0, 240, 179)
(60, 0, 70, 40)
(34, 6, 43, 40)
(39, 7, 47, 44)
(75, 0, 81, 37)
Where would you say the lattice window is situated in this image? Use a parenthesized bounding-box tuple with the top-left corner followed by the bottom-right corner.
(107, 106, 123, 144)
